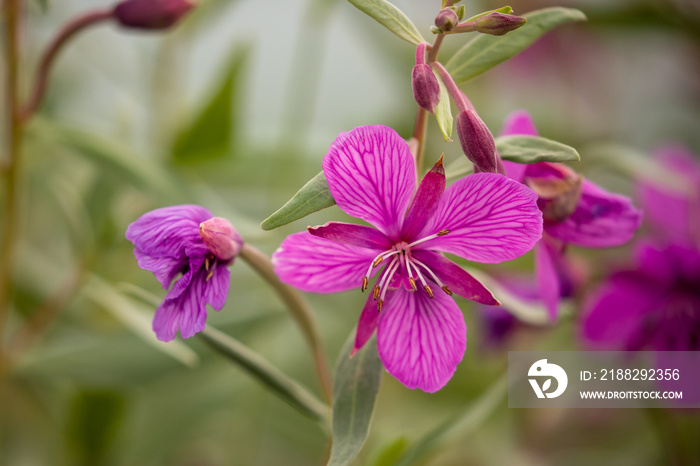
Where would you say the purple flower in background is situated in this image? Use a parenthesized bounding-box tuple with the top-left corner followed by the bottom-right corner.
(582, 147, 700, 404)
(126, 205, 242, 341)
(500, 111, 642, 319)
(273, 125, 542, 392)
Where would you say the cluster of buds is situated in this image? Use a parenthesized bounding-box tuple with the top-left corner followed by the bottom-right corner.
(432, 5, 526, 36)
(114, 0, 195, 30)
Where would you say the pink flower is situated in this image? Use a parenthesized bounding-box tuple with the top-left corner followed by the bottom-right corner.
(126, 205, 242, 341)
(272, 125, 542, 392)
(500, 111, 643, 319)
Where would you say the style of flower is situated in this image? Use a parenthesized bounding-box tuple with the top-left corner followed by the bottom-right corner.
(272, 125, 543, 392)
(126, 205, 242, 341)
(500, 111, 643, 319)
(581, 147, 700, 403)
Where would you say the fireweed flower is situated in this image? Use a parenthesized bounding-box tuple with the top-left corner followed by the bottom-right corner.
(273, 125, 542, 392)
(581, 147, 700, 403)
(126, 205, 242, 341)
(500, 111, 642, 319)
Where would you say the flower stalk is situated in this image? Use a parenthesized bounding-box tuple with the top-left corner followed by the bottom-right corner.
(239, 244, 333, 403)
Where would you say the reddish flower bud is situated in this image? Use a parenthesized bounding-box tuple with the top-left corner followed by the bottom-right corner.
(525, 163, 583, 223)
(412, 64, 440, 113)
(435, 9, 459, 32)
(199, 217, 243, 262)
(455, 109, 497, 173)
(475, 12, 527, 36)
(114, 0, 195, 30)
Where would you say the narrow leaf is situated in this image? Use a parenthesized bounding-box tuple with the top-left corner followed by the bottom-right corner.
(496, 135, 580, 164)
(172, 47, 249, 163)
(446, 7, 586, 83)
(347, 0, 424, 45)
(200, 326, 330, 423)
(261, 171, 335, 230)
(433, 69, 453, 142)
(328, 332, 383, 466)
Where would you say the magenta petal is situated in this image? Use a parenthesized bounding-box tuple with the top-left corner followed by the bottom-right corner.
(500, 110, 539, 137)
(545, 180, 642, 248)
(534, 239, 561, 320)
(352, 293, 380, 356)
(126, 204, 212, 257)
(134, 248, 184, 289)
(580, 273, 665, 350)
(410, 250, 499, 305)
(308, 222, 391, 250)
(153, 267, 209, 341)
(323, 125, 415, 239)
(272, 232, 379, 294)
(377, 287, 467, 392)
(502, 160, 527, 183)
(419, 173, 542, 263)
(402, 157, 446, 241)
(204, 265, 230, 311)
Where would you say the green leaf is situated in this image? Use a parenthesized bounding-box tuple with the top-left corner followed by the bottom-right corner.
(328, 332, 383, 466)
(347, 0, 425, 45)
(172, 47, 249, 163)
(496, 135, 580, 164)
(200, 326, 330, 424)
(446, 7, 586, 83)
(393, 375, 507, 466)
(433, 69, 453, 142)
(261, 171, 335, 230)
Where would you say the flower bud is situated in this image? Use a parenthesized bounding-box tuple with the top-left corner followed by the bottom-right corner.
(199, 217, 243, 262)
(411, 64, 441, 114)
(435, 9, 459, 32)
(114, 0, 195, 30)
(475, 12, 527, 36)
(455, 109, 497, 173)
(525, 163, 583, 223)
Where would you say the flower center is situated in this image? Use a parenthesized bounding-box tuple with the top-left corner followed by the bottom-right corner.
(361, 230, 452, 312)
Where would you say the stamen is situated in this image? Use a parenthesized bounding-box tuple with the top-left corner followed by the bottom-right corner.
(408, 277, 417, 292)
(361, 276, 368, 292)
(372, 256, 384, 267)
(363, 249, 401, 287)
(377, 300, 383, 313)
(206, 260, 216, 281)
(411, 257, 445, 288)
(442, 285, 453, 296)
(205, 256, 211, 271)
(373, 285, 380, 300)
(424, 285, 433, 298)
(378, 258, 401, 304)
(406, 230, 450, 248)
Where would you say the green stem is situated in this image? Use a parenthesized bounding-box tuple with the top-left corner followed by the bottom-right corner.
(239, 244, 333, 403)
(199, 326, 330, 426)
(20, 8, 114, 121)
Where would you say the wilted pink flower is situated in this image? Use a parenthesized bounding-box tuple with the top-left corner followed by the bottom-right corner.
(501, 111, 642, 319)
(273, 125, 542, 392)
(126, 205, 242, 341)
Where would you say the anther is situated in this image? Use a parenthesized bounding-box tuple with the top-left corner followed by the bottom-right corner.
(424, 285, 433, 298)
(409, 277, 417, 292)
(206, 268, 215, 282)
(442, 285, 453, 296)
(205, 256, 211, 271)
(377, 301, 383, 313)
(373, 285, 381, 300)
(437, 229, 450, 236)
(361, 276, 369, 292)
(373, 256, 384, 267)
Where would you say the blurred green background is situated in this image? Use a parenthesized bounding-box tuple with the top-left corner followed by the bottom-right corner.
(2, 0, 700, 465)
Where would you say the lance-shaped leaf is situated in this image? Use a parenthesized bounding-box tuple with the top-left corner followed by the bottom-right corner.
(446, 7, 586, 83)
(261, 171, 335, 230)
(496, 135, 580, 164)
(433, 68, 453, 142)
(347, 0, 424, 45)
(327, 332, 383, 466)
